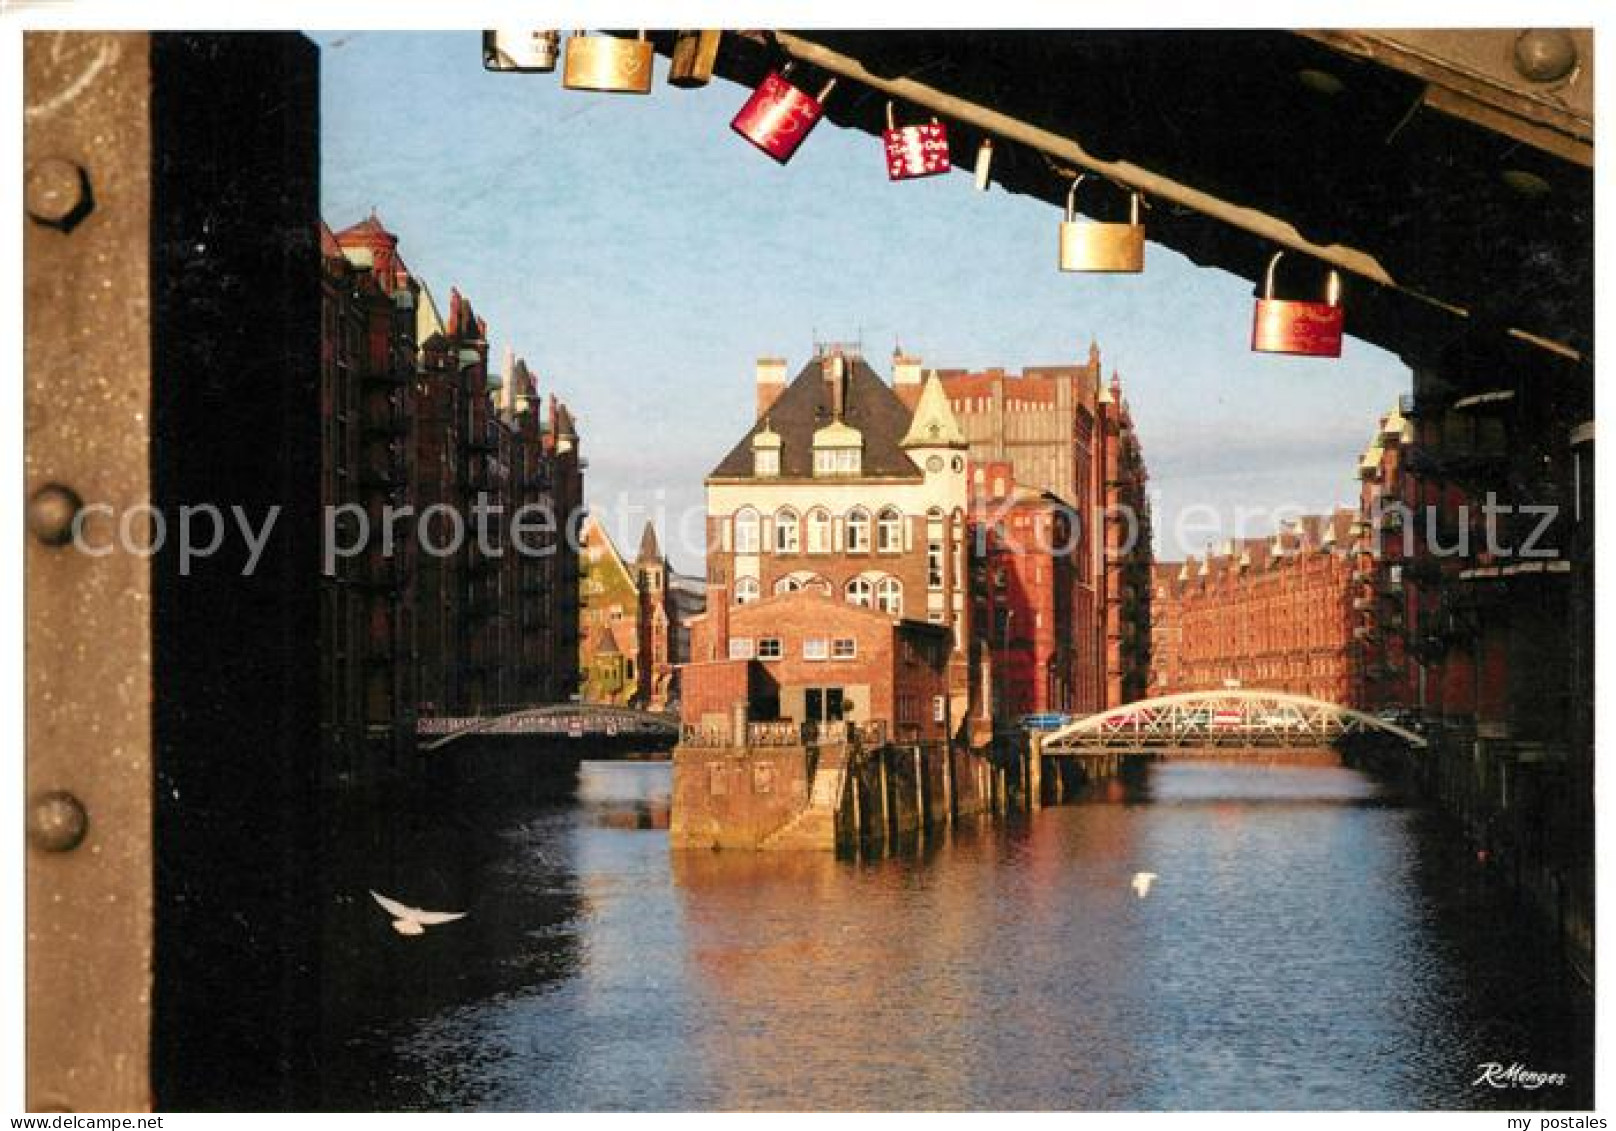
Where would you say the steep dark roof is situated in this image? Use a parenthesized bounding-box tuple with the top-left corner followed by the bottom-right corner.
(709, 355, 923, 481)
(637, 521, 662, 564)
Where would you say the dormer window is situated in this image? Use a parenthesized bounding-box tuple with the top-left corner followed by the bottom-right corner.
(813, 447, 861, 477)
(812, 419, 863, 477)
(752, 421, 782, 478)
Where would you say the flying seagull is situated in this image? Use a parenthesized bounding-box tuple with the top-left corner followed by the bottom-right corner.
(370, 890, 467, 936)
(1131, 872, 1158, 899)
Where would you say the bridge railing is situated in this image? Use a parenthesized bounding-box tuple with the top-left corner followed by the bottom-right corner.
(680, 724, 730, 748)
(1042, 689, 1427, 753)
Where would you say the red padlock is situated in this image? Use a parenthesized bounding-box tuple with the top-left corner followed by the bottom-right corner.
(883, 101, 950, 181)
(1251, 251, 1344, 358)
(730, 65, 837, 164)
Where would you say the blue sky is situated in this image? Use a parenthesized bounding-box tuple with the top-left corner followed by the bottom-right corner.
(314, 30, 1410, 570)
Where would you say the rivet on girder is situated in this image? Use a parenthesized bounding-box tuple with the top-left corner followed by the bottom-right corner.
(25, 158, 94, 232)
(27, 484, 84, 547)
(26, 791, 89, 853)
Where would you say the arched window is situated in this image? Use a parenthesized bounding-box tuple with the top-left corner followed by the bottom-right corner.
(735, 576, 759, 605)
(774, 507, 800, 553)
(734, 507, 759, 554)
(773, 575, 803, 595)
(846, 577, 873, 607)
(876, 576, 903, 616)
(846, 507, 871, 552)
(806, 508, 832, 554)
(877, 507, 903, 553)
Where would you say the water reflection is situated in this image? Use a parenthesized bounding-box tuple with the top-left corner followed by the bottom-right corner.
(315, 753, 1590, 1111)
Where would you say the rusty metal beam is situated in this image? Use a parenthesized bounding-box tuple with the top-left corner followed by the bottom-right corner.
(770, 30, 1584, 365)
(773, 32, 1400, 280)
(25, 30, 154, 1114)
(1303, 29, 1592, 167)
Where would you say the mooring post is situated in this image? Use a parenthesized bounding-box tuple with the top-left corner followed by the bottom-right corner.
(913, 745, 927, 835)
(1028, 734, 1043, 810)
(850, 760, 864, 856)
(877, 749, 892, 847)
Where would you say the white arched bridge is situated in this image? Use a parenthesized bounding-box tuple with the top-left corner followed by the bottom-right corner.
(1040, 689, 1426, 755)
(418, 703, 680, 752)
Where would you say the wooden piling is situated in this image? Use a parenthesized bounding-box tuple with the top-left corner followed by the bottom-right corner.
(850, 763, 864, 854)
(877, 750, 892, 845)
(913, 745, 927, 833)
(1029, 733, 1043, 809)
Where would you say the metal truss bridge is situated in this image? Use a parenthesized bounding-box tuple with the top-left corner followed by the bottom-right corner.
(418, 703, 680, 752)
(1040, 689, 1426, 755)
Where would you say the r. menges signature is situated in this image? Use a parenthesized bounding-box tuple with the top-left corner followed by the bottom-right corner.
(1473, 1062, 1567, 1089)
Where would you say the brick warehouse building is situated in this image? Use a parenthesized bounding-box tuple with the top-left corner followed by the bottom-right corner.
(895, 343, 1153, 711)
(1353, 354, 1592, 969)
(320, 213, 584, 785)
(1352, 401, 1418, 713)
(1149, 511, 1358, 705)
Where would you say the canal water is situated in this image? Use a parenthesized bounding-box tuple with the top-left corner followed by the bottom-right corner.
(315, 754, 1592, 1111)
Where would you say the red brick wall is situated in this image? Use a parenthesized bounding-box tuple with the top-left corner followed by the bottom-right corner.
(681, 591, 952, 742)
(670, 747, 813, 849)
(679, 658, 752, 728)
(1156, 538, 1357, 704)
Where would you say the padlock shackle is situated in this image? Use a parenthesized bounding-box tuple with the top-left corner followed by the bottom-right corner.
(886, 100, 939, 132)
(1263, 251, 1284, 300)
(1066, 174, 1141, 225)
(773, 61, 834, 103)
(1264, 251, 1342, 306)
(1066, 175, 1087, 223)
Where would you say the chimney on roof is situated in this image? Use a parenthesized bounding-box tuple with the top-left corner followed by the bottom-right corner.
(500, 347, 518, 419)
(755, 357, 787, 420)
(892, 352, 923, 388)
(822, 351, 847, 421)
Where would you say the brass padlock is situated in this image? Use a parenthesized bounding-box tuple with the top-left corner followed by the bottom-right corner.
(668, 31, 722, 88)
(1251, 252, 1344, 358)
(1058, 175, 1145, 273)
(562, 31, 653, 94)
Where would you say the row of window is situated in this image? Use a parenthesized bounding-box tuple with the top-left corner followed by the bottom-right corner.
(735, 574, 903, 615)
(730, 636, 858, 661)
(754, 448, 868, 478)
(733, 506, 912, 555)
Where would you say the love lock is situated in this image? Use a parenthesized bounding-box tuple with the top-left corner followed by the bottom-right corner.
(730, 63, 837, 165)
(1058, 174, 1144, 273)
(883, 101, 950, 181)
(1251, 251, 1344, 358)
(561, 30, 653, 94)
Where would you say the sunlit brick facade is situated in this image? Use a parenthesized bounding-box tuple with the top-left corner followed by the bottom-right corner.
(899, 343, 1152, 711)
(1150, 511, 1357, 705)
